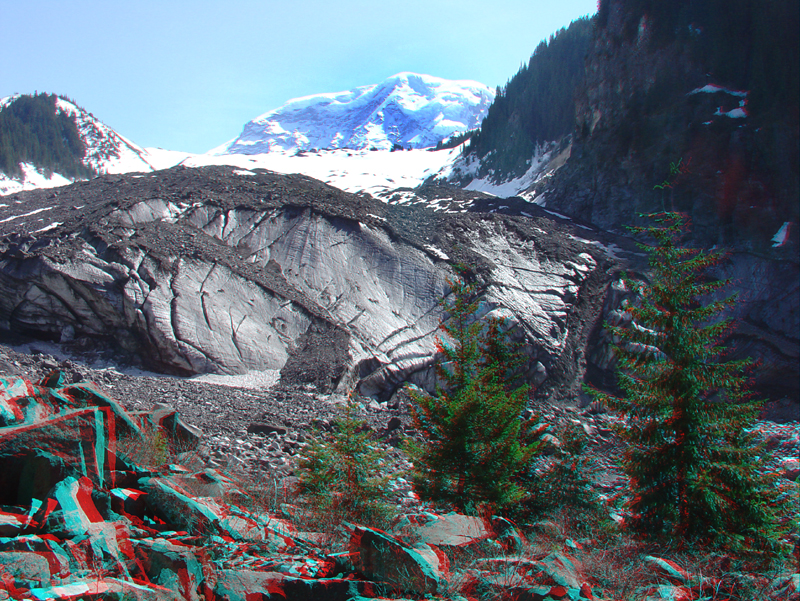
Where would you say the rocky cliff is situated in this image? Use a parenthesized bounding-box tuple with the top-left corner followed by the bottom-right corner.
(547, 0, 798, 244)
(0, 166, 618, 404)
(539, 0, 799, 406)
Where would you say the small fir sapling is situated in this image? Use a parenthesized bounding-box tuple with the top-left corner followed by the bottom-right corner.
(404, 272, 539, 511)
(296, 396, 396, 529)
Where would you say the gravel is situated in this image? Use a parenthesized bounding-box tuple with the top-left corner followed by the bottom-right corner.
(1, 336, 797, 514)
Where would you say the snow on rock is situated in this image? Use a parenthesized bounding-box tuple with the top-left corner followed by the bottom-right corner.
(687, 84, 749, 120)
(0, 95, 190, 196)
(52, 97, 157, 174)
(141, 147, 195, 170)
(0, 163, 72, 195)
(217, 73, 494, 155)
(772, 222, 792, 247)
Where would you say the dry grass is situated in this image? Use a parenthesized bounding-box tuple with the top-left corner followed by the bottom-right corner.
(115, 414, 797, 601)
(521, 504, 799, 601)
(116, 423, 172, 468)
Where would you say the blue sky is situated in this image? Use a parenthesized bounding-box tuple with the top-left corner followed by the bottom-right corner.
(1, 0, 597, 153)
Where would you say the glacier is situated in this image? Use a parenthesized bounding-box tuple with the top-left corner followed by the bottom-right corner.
(217, 72, 495, 154)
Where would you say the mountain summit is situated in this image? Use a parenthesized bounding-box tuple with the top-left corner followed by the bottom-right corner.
(215, 73, 494, 155)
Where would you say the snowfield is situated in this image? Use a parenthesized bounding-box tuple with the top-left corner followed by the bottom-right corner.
(0, 76, 550, 203)
(183, 145, 465, 196)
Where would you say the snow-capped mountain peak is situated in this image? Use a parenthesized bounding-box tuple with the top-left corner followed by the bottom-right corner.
(216, 72, 495, 155)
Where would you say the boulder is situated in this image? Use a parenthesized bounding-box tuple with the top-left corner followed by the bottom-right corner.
(0, 407, 120, 504)
(643, 555, 695, 585)
(133, 538, 209, 601)
(0, 551, 51, 587)
(391, 511, 491, 547)
(213, 570, 382, 601)
(347, 523, 448, 595)
(26, 577, 181, 600)
(145, 403, 203, 449)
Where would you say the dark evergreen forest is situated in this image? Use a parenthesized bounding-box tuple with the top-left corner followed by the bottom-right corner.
(0, 93, 94, 180)
(464, 17, 593, 179)
(596, 0, 799, 122)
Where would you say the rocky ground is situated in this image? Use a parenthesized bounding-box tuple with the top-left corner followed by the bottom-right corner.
(2, 336, 798, 522)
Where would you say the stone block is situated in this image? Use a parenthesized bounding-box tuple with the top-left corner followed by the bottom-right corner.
(147, 403, 203, 449)
(0, 550, 51, 587)
(536, 552, 583, 589)
(214, 570, 383, 601)
(0, 534, 73, 580)
(392, 511, 491, 547)
(491, 515, 527, 553)
(247, 422, 287, 436)
(0, 508, 29, 538)
(644, 555, 695, 585)
(26, 577, 180, 600)
(348, 523, 447, 595)
(0, 403, 128, 504)
(134, 537, 210, 601)
(109, 487, 148, 519)
(139, 475, 223, 534)
(50, 477, 136, 573)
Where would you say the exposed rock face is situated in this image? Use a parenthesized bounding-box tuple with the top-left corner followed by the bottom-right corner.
(548, 0, 799, 246)
(0, 166, 613, 402)
(542, 0, 799, 406)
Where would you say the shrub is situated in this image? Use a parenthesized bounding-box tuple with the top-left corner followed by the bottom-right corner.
(530, 421, 609, 534)
(117, 423, 170, 468)
(295, 396, 397, 534)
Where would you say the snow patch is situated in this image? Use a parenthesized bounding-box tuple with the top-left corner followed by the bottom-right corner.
(424, 245, 449, 260)
(688, 84, 749, 120)
(184, 146, 462, 197)
(0, 163, 72, 195)
(772, 222, 791, 247)
(34, 222, 62, 233)
(444, 141, 565, 199)
(0, 205, 54, 224)
(189, 370, 281, 390)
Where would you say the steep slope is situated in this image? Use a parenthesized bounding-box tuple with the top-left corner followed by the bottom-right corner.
(542, 0, 799, 404)
(0, 94, 160, 194)
(52, 96, 157, 174)
(459, 17, 593, 184)
(546, 0, 798, 246)
(0, 166, 616, 405)
(217, 73, 494, 154)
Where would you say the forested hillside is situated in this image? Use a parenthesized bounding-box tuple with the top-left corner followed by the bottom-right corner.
(548, 0, 798, 248)
(463, 17, 593, 180)
(0, 93, 95, 180)
(595, 0, 798, 120)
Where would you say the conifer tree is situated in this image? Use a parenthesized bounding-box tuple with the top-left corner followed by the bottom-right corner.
(405, 274, 536, 510)
(296, 396, 395, 528)
(585, 212, 790, 558)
